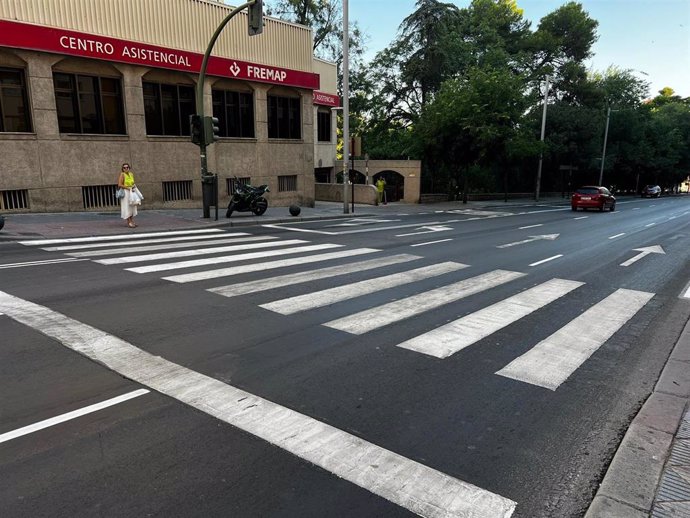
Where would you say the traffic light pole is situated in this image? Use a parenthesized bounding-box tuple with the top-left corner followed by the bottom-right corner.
(197, 0, 259, 218)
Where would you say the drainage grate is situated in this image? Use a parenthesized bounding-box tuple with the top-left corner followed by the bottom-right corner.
(163, 180, 193, 202)
(82, 185, 119, 209)
(227, 177, 250, 196)
(1, 189, 29, 210)
(278, 175, 297, 192)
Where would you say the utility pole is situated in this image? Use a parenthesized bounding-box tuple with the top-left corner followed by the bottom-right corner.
(341, 0, 350, 214)
(599, 105, 611, 186)
(535, 75, 549, 202)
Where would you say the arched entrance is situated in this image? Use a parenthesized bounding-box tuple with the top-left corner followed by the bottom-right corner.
(373, 171, 405, 202)
(350, 169, 366, 184)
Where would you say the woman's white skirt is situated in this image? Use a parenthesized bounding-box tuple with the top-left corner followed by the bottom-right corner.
(120, 189, 138, 219)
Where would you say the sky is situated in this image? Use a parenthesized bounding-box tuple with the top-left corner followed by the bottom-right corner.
(348, 0, 690, 99)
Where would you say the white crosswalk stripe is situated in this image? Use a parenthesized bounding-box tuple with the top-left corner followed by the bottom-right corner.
(18, 228, 224, 246)
(126, 244, 344, 274)
(496, 288, 654, 390)
(96, 239, 309, 265)
(163, 248, 381, 283)
(260, 262, 469, 315)
(43, 232, 250, 252)
(208, 254, 421, 297)
(67, 235, 277, 257)
(324, 269, 525, 335)
(395, 279, 583, 358)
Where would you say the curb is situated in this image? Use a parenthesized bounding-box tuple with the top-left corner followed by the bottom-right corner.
(586, 318, 690, 517)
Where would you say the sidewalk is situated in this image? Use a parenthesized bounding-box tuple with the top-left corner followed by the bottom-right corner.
(1, 196, 688, 517)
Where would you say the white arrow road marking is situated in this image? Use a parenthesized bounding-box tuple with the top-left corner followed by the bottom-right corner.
(496, 234, 559, 249)
(496, 288, 654, 390)
(0, 291, 516, 518)
(682, 285, 690, 300)
(396, 225, 453, 237)
(620, 245, 666, 267)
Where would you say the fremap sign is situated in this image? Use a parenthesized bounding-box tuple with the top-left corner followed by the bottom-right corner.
(0, 19, 321, 90)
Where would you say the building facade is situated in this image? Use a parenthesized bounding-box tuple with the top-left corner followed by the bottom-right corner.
(0, 0, 339, 213)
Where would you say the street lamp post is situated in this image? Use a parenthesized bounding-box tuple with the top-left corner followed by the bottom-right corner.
(341, 0, 350, 214)
(535, 75, 549, 202)
(598, 105, 611, 186)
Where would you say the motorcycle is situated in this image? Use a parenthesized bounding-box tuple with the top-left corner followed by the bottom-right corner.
(226, 178, 270, 217)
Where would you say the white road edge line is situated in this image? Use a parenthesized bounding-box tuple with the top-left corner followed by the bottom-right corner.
(519, 224, 543, 229)
(410, 239, 453, 247)
(529, 255, 563, 267)
(0, 389, 150, 444)
(18, 228, 224, 246)
(573, 216, 588, 220)
(608, 233, 626, 240)
(0, 291, 516, 518)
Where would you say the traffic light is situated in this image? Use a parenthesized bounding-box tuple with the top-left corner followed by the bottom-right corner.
(190, 114, 203, 146)
(203, 116, 220, 146)
(247, 0, 263, 36)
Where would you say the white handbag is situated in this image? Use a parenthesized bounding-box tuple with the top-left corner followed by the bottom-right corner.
(129, 189, 142, 206)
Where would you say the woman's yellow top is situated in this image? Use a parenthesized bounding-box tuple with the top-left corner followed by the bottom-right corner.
(122, 172, 135, 187)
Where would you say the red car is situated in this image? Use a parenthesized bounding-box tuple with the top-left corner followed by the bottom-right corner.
(571, 186, 616, 211)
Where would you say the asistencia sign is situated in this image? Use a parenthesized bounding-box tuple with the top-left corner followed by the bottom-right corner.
(0, 19, 321, 90)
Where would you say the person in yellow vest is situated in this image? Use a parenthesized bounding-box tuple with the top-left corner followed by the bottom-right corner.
(376, 177, 387, 204)
(117, 163, 138, 228)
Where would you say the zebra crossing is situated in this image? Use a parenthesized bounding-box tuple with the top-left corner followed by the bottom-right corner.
(19, 228, 655, 391)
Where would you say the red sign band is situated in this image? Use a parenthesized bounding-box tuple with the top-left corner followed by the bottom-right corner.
(0, 19, 321, 90)
(313, 91, 340, 107)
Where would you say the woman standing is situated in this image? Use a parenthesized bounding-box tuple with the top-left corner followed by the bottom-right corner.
(118, 163, 137, 228)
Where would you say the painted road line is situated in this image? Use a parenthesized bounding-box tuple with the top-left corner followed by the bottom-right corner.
(519, 224, 543, 230)
(96, 239, 308, 265)
(0, 291, 516, 517)
(396, 279, 584, 358)
(126, 244, 344, 274)
(18, 228, 224, 246)
(324, 270, 525, 335)
(574, 216, 588, 220)
(162, 248, 379, 283)
(620, 245, 666, 267)
(608, 233, 626, 240)
(42, 232, 250, 252)
(646, 223, 656, 227)
(0, 389, 149, 444)
(497, 234, 559, 249)
(209, 254, 421, 298)
(0, 258, 89, 269)
(529, 255, 563, 267)
(410, 239, 453, 247)
(682, 285, 690, 300)
(68, 236, 277, 258)
(496, 288, 654, 390)
(632, 208, 640, 210)
(260, 262, 469, 315)
(262, 224, 338, 235)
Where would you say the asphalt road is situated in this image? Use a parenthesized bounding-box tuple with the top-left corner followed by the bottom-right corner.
(1, 195, 689, 517)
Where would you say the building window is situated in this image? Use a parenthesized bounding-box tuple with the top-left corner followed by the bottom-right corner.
(268, 95, 301, 139)
(278, 175, 297, 192)
(227, 176, 251, 196)
(143, 81, 195, 136)
(0, 68, 32, 132)
(53, 72, 125, 134)
(212, 89, 254, 138)
(317, 109, 331, 142)
(163, 180, 193, 201)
